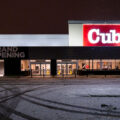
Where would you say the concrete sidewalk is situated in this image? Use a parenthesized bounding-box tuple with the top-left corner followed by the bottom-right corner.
(0, 75, 120, 85)
(1, 74, 120, 80)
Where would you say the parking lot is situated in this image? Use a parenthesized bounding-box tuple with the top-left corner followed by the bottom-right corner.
(0, 77, 120, 120)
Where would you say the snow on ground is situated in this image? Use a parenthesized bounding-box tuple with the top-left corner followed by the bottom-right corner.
(0, 77, 120, 120)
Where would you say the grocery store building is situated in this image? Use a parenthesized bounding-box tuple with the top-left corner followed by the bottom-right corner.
(1, 20, 120, 76)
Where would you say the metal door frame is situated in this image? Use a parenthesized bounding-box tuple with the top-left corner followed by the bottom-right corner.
(30, 62, 50, 76)
(57, 61, 78, 75)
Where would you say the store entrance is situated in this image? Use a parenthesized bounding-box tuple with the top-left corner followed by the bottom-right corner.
(0, 60, 4, 76)
(57, 63, 77, 75)
(31, 63, 50, 76)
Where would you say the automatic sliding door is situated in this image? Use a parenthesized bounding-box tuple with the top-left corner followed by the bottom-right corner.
(67, 64, 77, 75)
(67, 64, 72, 75)
(57, 64, 61, 75)
(41, 64, 46, 76)
(57, 63, 77, 75)
(30, 60, 50, 76)
(72, 64, 77, 75)
(31, 64, 40, 75)
(46, 64, 50, 75)
(41, 64, 50, 76)
(61, 64, 66, 75)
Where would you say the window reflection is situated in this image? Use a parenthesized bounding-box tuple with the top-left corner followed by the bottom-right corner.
(78, 59, 120, 70)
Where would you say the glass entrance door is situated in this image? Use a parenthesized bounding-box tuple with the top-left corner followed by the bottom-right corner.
(31, 63, 50, 76)
(61, 64, 66, 75)
(41, 64, 45, 76)
(31, 64, 40, 75)
(41, 64, 50, 76)
(57, 63, 77, 75)
(57, 64, 66, 75)
(67, 64, 76, 75)
(0, 60, 4, 76)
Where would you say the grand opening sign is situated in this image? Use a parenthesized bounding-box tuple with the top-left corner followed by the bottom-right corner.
(83, 24, 120, 46)
(0, 47, 26, 59)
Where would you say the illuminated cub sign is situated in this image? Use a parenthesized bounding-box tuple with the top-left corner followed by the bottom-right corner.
(83, 24, 120, 46)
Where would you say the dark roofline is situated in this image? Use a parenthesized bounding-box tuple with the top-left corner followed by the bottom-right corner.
(68, 20, 120, 24)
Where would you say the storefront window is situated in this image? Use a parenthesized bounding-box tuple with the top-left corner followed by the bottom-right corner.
(0, 60, 4, 76)
(78, 60, 90, 70)
(21, 59, 120, 76)
(78, 59, 120, 70)
(93, 60, 101, 70)
(102, 60, 113, 70)
(115, 60, 120, 70)
(21, 60, 30, 71)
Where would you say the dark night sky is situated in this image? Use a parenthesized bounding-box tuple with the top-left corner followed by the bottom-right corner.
(0, 0, 120, 34)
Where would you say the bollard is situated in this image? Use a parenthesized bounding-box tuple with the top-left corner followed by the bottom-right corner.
(62, 69, 64, 78)
(42, 67, 45, 78)
(31, 69, 32, 78)
(105, 74, 106, 78)
(75, 69, 77, 78)
(62, 72, 64, 78)
(87, 74, 88, 77)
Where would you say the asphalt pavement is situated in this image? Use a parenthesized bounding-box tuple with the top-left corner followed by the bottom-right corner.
(0, 77, 120, 120)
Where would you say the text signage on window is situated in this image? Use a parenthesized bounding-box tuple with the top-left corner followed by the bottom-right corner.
(83, 24, 120, 46)
(0, 47, 25, 58)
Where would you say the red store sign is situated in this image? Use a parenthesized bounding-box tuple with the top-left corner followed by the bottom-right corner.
(83, 24, 120, 46)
